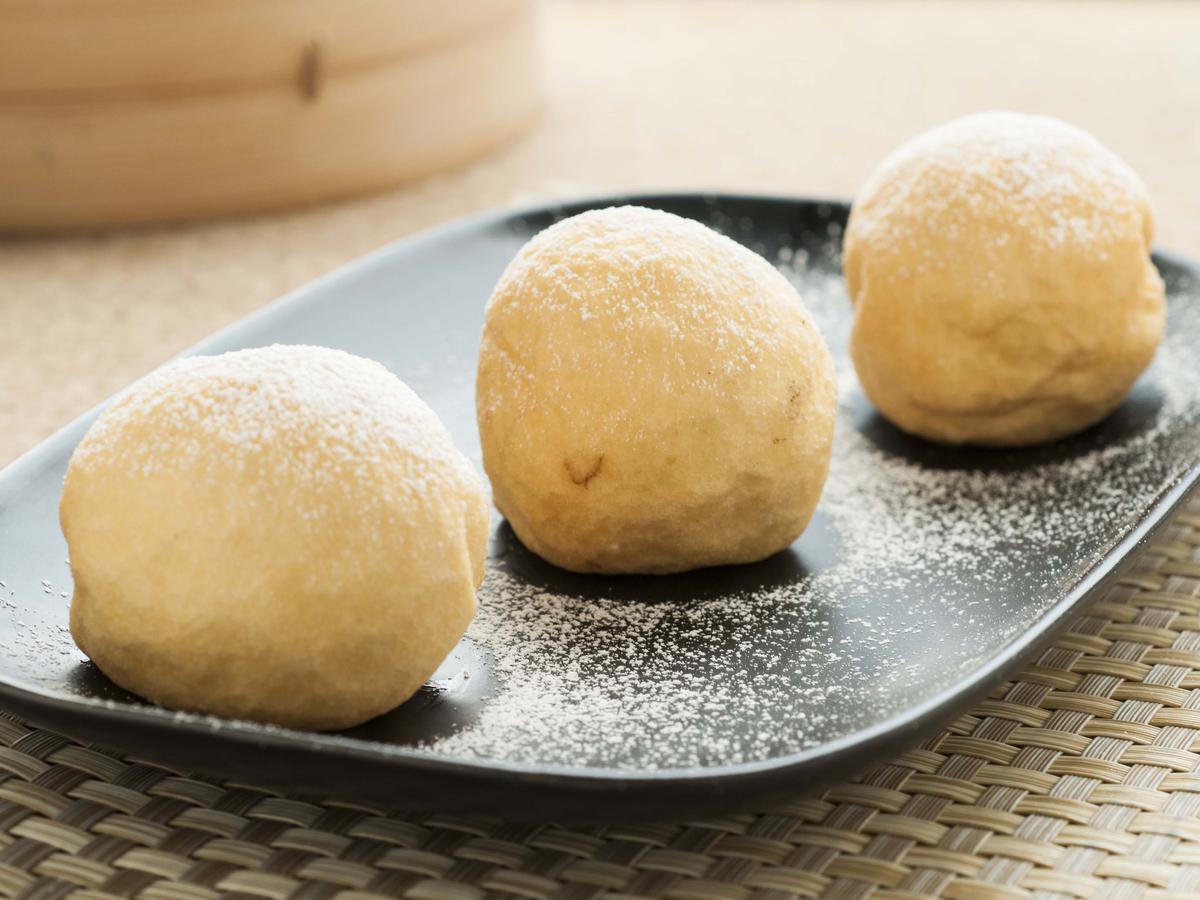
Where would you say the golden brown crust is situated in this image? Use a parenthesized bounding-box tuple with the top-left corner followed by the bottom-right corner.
(62, 345, 487, 730)
(476, 206, 837, 574)
(844, 112, 1166, 447)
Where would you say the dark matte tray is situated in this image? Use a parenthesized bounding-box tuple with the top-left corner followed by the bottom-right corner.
(0, 195, 1196, 822)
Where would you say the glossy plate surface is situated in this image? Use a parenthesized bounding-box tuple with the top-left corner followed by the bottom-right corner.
(0, 195, 1197, 821)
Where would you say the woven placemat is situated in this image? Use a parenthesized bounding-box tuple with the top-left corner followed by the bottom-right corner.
(0, 498, 1198, 899)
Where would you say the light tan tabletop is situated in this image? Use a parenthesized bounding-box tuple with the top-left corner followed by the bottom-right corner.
(4, 0, 1199, 466)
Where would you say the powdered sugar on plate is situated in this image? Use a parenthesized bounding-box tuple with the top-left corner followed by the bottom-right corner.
(418, 225, 1200, 772)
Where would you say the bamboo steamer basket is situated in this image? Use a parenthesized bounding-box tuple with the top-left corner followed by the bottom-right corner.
(0, 0, 541, 230)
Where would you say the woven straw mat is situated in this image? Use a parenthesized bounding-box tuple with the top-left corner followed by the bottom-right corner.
(1, 497, 1200, 900)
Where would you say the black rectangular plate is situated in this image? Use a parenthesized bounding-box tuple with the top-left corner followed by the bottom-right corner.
(0, 194, 1196, 822)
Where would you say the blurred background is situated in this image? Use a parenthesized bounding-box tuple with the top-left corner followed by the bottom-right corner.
(2, 0, 1198, 465)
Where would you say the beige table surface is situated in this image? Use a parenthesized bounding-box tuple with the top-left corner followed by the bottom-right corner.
(3, 0, 1199, 465)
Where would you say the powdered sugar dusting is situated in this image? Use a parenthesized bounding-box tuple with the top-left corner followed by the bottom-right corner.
(419, 230, 1200, 772)
(481, 206, 813, 424)
(70, 344, 482, 522)
(848, 112, 1154, 287)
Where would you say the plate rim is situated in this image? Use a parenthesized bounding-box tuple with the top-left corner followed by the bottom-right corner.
(1, 191, 1197, 795)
